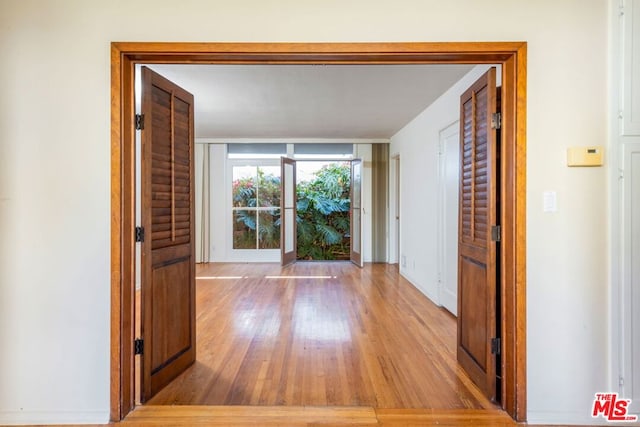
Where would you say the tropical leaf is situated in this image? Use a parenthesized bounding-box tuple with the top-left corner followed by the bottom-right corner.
(296, 218, 315, 246)
(333, 214, 350, 232)
(296, 198, 310, 212)
(315, 223, 342, 245)
(311, 197, 339, 215)
(235, 210, 256, 230)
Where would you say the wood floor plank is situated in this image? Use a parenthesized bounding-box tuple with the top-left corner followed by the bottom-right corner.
(145, 262, 496, 410)
(127, 404, 378, 422)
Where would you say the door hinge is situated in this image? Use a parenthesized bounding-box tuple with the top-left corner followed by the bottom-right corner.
(134, 338, 144, 355)
(135, 226, 145, 243)
(491, 337, 501, 355)
(135, 114, 145, 130)
(491, 225, 501, 242)
(491, 112, 501, 130)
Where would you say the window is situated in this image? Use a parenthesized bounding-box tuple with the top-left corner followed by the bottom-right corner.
(232, 165, 281, 249)
(227, 142, 354, 253)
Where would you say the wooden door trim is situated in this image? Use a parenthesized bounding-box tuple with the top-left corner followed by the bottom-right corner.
(110, 41, 527, 422)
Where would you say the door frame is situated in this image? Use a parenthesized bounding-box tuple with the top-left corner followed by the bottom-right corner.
(111, 41, 527, 422)
(391, 154, 400, 265)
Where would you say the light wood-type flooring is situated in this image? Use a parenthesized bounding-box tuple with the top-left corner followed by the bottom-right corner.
(18, 406, 594, 427)
(19, 263, 585, 426)
(146, 262, 495, 409)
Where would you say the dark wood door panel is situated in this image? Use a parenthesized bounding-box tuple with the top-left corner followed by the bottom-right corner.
(458, 256, 489, 382)
(150, 259, 192, 373)
(457, 67, 499, 402)
(140, 66, 196, 402)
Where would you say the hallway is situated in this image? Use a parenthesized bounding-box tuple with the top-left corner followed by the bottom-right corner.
(145, 263, 495, 409)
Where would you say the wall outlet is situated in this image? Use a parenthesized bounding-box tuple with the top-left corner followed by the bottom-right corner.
(401, 255, 407, 268)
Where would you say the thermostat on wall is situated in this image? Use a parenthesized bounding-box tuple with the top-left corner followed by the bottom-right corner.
(567, 146, 604, 167)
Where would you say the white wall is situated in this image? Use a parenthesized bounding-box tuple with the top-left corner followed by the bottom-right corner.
(0, 0, 609, 425)
(390, 65, 493, 303)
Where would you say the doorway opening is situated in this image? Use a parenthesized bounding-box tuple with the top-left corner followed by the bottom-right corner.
(296, 160, 352, 261)
(111, 42, 527, 423)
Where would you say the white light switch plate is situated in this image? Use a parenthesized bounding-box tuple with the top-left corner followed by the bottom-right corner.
(543, 191, 557, 212)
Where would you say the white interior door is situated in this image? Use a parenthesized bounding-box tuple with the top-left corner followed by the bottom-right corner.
(350, 159, 363, 267)
(623, 143, 640, 414)
(395, 156, 400, 264)
(438, 121, 460, 315)
(281, 157, 297, 266)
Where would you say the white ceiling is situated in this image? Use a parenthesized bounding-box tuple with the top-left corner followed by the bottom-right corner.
(145, 64, 474, 140)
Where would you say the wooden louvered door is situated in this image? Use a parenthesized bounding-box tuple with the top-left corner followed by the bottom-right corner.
(140, 67, 196, 402)
(457, 67, 500, 401)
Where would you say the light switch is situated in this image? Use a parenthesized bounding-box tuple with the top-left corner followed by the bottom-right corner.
(543, 191, 557, 212)
(567, 146, 604, 167)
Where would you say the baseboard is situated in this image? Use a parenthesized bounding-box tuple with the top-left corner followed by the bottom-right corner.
(527, 410, 624, 426)
(399, 269, 440, 306)
(0, 410, 109, 425)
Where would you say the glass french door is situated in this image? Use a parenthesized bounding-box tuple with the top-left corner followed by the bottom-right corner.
(281, 157, 296, 266)
(350, 159, 363, 267)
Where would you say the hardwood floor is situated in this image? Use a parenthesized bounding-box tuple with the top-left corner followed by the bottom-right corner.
(18, 406, 593, 427)
(145, 262, 495, 410)
(23, 263, 576, 426)
(120, 405, 517, 426)
(19, 407, 522, 427)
